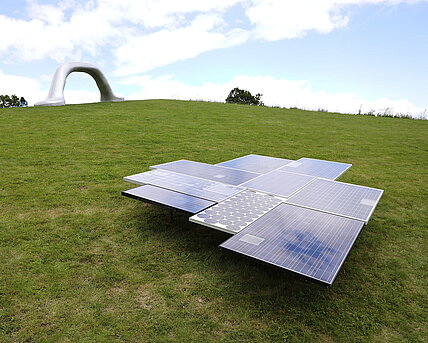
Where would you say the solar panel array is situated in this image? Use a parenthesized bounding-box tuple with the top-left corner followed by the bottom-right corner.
(124, 169, 241, 202)
(122, 154, 383, 286)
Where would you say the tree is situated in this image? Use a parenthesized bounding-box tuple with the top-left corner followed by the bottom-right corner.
(0, 94, 20, 108)
(225, 87, 264, 106)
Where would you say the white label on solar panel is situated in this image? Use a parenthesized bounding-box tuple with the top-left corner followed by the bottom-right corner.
(214, 174, 225, 178)
(239, 234, 264, 246)
(287, 161, 303, 168)
(360, 199, 377, 206)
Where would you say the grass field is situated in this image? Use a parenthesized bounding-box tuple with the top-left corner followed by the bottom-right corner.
(1, 100, 427, 342)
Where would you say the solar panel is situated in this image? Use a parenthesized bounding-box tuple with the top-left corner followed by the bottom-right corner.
(279, 158, 352, 180)
(287, 178, 383, 223)
(217, 154, 294, 174)
(122, 185, 215, 214)
(124, 169, 241, 202)
(240, 170, 315, 198)
(219, 203, 365, 285)
(151, 160, 260, 186)
(190, 190, 283, 234)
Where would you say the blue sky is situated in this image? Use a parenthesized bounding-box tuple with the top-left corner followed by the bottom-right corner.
(0, 0, 427, 117)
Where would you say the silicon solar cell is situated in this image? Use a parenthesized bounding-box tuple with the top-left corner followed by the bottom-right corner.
(124, 169, 241, 202)
(217, 154, 294, 174)
(279, 158, 352, 180)
(122, 185, 215, 214)
(286, 178, 383, 223)
(240, 170, 315, 198)
(190, 190, 283, 234)
(151, 160, 259, 186)
(123, 155, 383, 286)
(219, 203, 365, 285)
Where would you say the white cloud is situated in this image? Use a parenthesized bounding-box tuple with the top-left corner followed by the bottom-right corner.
(246, 0, 348, 40)
(0, 70, 45, 106)
(245, 0, 428, 41)
(122, 74, 426, 117)
(62, 89, 101, 104)
(0, 0, 426, 73)
(114, 14, 249, 75)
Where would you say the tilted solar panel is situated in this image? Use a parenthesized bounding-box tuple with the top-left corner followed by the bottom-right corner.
(279, 158, 352, 180)
(219, 203, 365, 285)
(151, 160, 260, 186)
(190, 190, 283, 234)
(124, 169, 241, 202)
(240, 170, 315, 198)
(217, 154, 294, 174)
(286, 178, 383, 223)
(122, 185, 215, 214)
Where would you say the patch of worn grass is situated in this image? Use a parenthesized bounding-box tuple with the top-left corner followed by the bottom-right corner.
(0, 100, 427, 342)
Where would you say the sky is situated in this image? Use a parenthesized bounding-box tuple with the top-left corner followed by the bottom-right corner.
(0, 0, 427, 117)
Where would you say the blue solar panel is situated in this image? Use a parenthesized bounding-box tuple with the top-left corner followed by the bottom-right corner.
(279, 158, 352, 180)
(217, 154, 294, 174)
(122, 185, 215, 214)
(151, 160, 260, 186)
(240, 170, 315, 198)
(286, 178, 383, 223)
(220, 203, 365, 285)
(124, 170, 241, 202)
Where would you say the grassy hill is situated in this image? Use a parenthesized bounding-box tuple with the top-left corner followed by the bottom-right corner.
(1, 100, 427, 342)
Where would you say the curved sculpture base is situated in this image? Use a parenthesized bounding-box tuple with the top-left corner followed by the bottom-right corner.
(35, 62, 124, 106)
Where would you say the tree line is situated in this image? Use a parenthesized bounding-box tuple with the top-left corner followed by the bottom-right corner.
(0, 94, 27, 108)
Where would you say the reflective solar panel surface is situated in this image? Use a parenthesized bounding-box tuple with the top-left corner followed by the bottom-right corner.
(151, 160, 260, 186)
(124, 169, 241, 202)
(220, 203, 365, 285)
(190, 190, 283, 234)
(122, 185, 215, 214)
(217, 154, 294, 174)
(287, 178, 383, 222)
(279, 158, 352, 180)
(240, 170, 315, 198)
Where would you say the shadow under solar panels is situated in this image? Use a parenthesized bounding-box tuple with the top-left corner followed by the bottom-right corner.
(279, 158, 352, 180)
(217, 154, 294, 174)
(220, 203, 365, 286)
(151, 160, 259, 186)
(122, 185, 215, 214)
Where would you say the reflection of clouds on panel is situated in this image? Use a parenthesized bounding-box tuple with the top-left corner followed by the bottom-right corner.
(220, 203, 365, 285)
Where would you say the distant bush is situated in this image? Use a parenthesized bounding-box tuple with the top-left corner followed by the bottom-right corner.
(0, 94, 20, 108)
(225, 87, 264, 106)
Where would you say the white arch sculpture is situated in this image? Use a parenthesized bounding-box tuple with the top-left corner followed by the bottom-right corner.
(35, 62, 124, 106)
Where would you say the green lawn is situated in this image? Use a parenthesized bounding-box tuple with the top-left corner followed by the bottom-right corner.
(1, 100, 427, 342)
